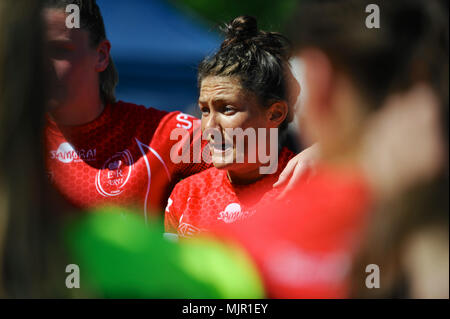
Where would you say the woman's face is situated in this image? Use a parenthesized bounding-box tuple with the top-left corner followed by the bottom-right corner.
(199, 76, 272, 174)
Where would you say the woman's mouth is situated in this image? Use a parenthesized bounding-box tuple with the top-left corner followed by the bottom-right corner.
(209, 141, 233, 154)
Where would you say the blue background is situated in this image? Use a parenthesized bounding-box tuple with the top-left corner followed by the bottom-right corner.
(97, 0, 221, 112)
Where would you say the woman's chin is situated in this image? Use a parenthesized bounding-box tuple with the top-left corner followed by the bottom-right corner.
(210, 146, 235, 167)
(212, 161, 231, 170)
(211, 154, 234, 169)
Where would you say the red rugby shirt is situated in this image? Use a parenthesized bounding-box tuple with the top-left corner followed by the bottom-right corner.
(212, 165, 373, 298)
(45, 101, 210, 220)
(164, 148, 294, 237)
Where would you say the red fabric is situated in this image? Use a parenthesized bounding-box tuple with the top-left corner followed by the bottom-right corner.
(164, 148, 294, 237)
(212, 165, 373, 298)
(45, 101, 210, 218)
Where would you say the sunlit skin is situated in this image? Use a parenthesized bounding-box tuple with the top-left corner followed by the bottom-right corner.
(298, 48, 368, 166)
(285, 62, 301, 112)
(44, 9, 110, 125)
(199, 75, 291, 184)
(296, 48, 446, 202)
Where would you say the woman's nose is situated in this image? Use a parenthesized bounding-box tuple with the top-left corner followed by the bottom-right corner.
(203, 112, 223, 141)
(204, 111, 220, 130)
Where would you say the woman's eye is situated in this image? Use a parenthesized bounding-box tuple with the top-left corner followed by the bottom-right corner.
(200, 107, 210, 114)
(51, 47, 70, 59)
(223, 106, 235, 114)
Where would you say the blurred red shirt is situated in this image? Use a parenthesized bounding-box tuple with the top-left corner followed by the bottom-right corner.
(165, 147, 294, 237)
(45, 101, 210, 219)
(212, 165, 373, 298)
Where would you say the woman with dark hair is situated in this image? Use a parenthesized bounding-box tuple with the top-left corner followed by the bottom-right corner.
(165, 16, 300, 238)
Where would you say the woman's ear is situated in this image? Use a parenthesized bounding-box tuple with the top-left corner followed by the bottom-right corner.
(95, 39, 111, 73)
(267, 101, 288, 128)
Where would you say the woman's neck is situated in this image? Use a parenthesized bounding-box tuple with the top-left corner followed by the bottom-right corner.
(49, 99, 105, 126)
(226, 166, 264, 185)
(226, 147, 284, 185)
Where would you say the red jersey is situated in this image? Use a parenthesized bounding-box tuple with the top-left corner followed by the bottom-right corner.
(212, 165, 372, 298)
(164, 148, 294, 237)
(45, 101, 210, 220)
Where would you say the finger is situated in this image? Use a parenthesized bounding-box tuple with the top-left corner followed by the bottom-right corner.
(273, 157, 297, 188)
(306, 164, 317, 184)
(276, 163, 308, 199)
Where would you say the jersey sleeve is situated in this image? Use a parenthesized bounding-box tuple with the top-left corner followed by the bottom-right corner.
(164, 181, 187, 234)
(152, 111, 212, 182)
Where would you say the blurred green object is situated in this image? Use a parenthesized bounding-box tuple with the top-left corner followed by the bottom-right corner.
(173, 0, 298, 32)
(65, 207, 264, 298)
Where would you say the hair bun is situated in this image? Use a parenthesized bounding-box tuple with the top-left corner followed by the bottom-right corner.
(224, 16, 258, 43)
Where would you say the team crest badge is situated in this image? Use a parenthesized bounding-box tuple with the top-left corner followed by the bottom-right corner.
(95, 150, 134, 197)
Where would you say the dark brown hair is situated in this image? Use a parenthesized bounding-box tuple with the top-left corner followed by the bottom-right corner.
(198, 16, 293, 130)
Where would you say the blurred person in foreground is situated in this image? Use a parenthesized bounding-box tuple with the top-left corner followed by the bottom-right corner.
(43, 0, 315, 221)
(0, 0, 71, 298)
(348, 0, 449, 297)
(210, 0, 448, 298)
(165, 16, 299, 238)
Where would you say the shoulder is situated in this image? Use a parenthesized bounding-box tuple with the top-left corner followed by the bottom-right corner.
(110, 101, 200, 140)
(111, 100, 169, 122)
(111, 101, 200, 132)
(172, 167, 222, 198)
(156, 111, 199, 132)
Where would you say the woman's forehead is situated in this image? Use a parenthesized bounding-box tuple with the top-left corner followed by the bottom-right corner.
(44, 8, 89, 44)
(199, 76, 244, 101)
